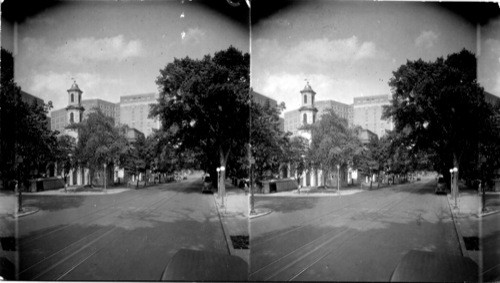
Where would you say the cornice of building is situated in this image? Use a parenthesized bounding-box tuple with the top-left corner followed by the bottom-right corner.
(298, 105, 318, 113)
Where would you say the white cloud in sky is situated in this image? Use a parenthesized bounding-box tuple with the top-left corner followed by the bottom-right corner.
(30, 71, 102, 109)
(415, 30, 439, 49)
(23, 35, 144, 64)
(255, 36, 381, 68)
(29, 71, 127, 110)
(259, 72, 361, 113)
(181, 27, 206, 45)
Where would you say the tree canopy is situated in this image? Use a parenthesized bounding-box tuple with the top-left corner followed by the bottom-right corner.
(69, 109, 128, 186)
(309, 108, 362, 186)
(384, 49, 497, 182)
(1, 48, 57, 190)
(151, 46, 250, 193)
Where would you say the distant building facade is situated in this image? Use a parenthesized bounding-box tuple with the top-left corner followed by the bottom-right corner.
(284, 98, 351, 136)
(119, 93, 160, 137)
(81, 99, 120, 123)
(251, 89, 284, 132)
(352, 94, 393, 138)
(50, 94, 118, 133)
(315, 100, 351, 123)
(252, 89, 278, 108)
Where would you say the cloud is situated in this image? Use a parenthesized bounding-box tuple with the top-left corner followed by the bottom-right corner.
(257, 72, 361, 112)
(254, 36, 380, 72)
(181, 27, 206, 45)
(30, 71, 103, 109)
(415, 30, 438, 49)
(22, 35, 144, 64)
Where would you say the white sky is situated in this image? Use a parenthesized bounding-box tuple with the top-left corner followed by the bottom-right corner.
(4, 0, 249, 111)
(3, 1, 499, 115)
(251, 1, 500, 113)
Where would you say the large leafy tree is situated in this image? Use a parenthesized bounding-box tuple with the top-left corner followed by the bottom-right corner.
(151, 46, 250, 195)
(282, 135, 309, 185)
(1, 48, 57, 190)
(55, 135, 76, 186)
(309, 108, 362, 187)
(69, 109, 128, 187)
(250, 100, 288, 183)
(384, 49, 494, 183)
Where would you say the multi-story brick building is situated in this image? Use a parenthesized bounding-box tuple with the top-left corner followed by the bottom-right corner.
(119, 93, 160, 137)
(284, 98, 351, 136)
(50, 98, 119, 133)
(352, 94, 394, 138)
(82, 99, 120, 123)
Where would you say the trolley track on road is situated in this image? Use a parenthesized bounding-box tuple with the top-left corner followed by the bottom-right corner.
(250, 182, 431, 281)
(18, 185, 186, 281)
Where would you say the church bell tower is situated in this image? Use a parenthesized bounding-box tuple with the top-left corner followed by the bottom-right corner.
(66, 80, 85, 125)
(298, 81, 318, 140)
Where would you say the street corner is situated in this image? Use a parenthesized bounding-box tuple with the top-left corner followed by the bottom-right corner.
(12, 206, 39, 218)
(479, 207, 500, 218)
(249, 208, 272, 219)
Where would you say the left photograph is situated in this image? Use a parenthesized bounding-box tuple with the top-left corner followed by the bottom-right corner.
(0, 0, 250, 280)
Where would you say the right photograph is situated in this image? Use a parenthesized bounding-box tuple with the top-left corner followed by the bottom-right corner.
(248, 1, 500, 282)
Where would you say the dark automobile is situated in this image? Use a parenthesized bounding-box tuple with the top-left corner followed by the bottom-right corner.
(435, 175, 447, 194)
(202, 175, 212, 193)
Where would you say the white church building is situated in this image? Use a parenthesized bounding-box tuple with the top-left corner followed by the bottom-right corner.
(284, 82, 354, 188)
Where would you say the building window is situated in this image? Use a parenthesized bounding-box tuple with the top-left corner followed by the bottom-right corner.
(71, 94, 74, 103)
(304, 95, 307, 104)
(70, 113, 74, 123)
(303, 113, 307, 124)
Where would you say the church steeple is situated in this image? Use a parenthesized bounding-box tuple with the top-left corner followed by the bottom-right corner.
(66, 80, 85, 124)
(298, 81, 318, 126)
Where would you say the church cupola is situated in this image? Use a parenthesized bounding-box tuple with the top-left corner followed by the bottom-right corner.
(66, 80, 85, 124)
(298, 81, 318, 125)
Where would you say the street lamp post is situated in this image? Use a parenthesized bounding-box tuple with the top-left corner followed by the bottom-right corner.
(216, 167, 221, 197)
(66, 153, 72, 193)
(15, 156, 24, 213)
(453, 167, 458, 208)
(103, 163, 107, 193)
(449, 168, 453, 197)
(220, 166, 226, 209)
(337, 164, 341, 196)
(249, 151, 255, 215)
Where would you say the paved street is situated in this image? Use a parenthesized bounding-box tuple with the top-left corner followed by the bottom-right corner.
(250, 176, 461, 281)
(12, 174, 229, 281)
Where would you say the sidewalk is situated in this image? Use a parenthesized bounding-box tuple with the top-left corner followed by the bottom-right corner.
(447, 191, 500, 265)
(24, 186, 130, 196)
(213, 182, 249, 265)
(256, 187, 364, 197)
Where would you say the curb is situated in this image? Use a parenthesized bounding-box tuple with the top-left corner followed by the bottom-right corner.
(249, 209, 272, 219)
(212, 194, 235, 257)
(12, 206, 39, 218)
(447, 195, 469, 258)
(479, 209, 500, 218)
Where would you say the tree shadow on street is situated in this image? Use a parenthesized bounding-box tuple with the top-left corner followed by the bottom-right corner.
(255, 196, 319, 214)
(23, 195, 85, 211)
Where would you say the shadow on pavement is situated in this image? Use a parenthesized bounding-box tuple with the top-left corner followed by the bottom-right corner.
(255, 196, 318, 214)
(23, 195, 85, 211)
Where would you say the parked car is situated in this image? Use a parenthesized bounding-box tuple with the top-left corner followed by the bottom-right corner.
(435, 175, 447, 194)
(202, 175, 213, 193)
